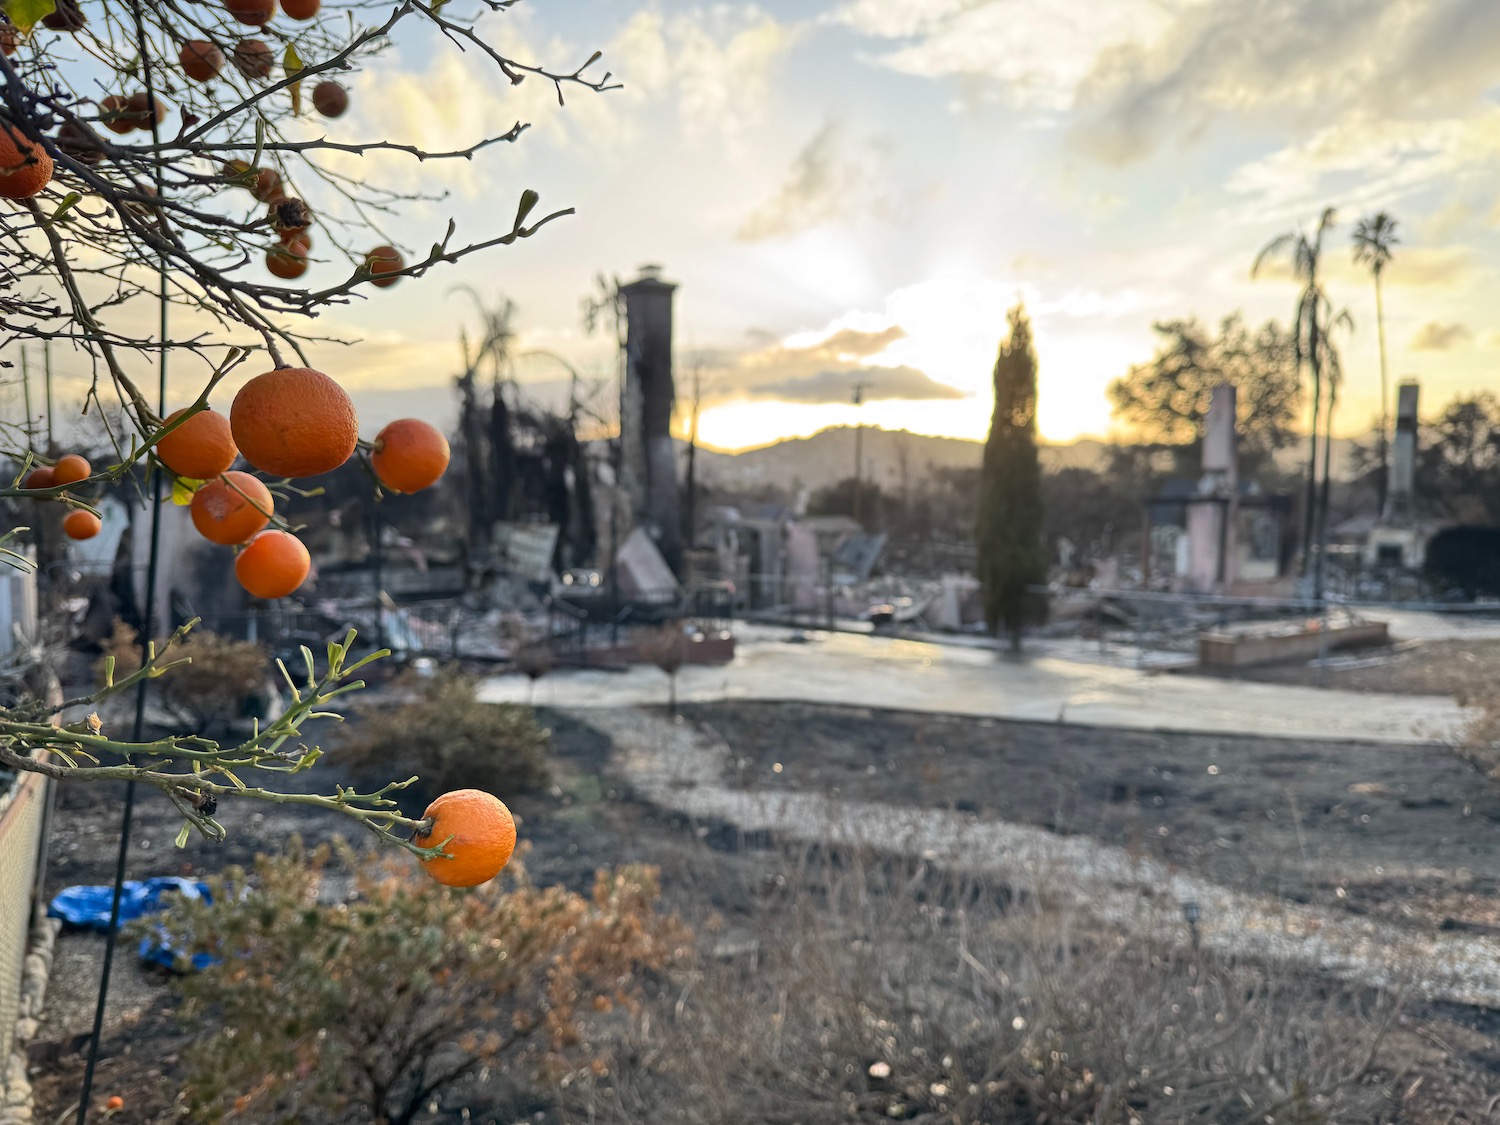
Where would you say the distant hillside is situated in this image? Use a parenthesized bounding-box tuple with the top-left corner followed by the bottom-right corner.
(693, 425, 1362, 496)
(694, 426, 1108, 494)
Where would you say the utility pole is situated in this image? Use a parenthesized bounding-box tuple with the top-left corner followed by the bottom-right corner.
(852, 380, 870, 526)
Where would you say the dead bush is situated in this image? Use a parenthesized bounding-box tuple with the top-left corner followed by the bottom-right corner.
(340, 667, 550, 796)
(572, 845, 1400, 1124)
(160, 840, 689, 1124)
(101, 619, 273, 734)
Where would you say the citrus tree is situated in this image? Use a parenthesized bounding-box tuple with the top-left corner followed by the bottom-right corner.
(0, 0, 614, 875)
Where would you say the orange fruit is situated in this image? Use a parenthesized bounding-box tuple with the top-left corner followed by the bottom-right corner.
(105, 1096, 124, 1111)
(225, 0, 275, 26)
(155, 407, 238, 479)
(281, 0, 318, 19)
(235, 529, 309, 598)
(23, 466, 55, 490)
(52, 453, 90, 485)
(265, 240, 308, 279)
(364, 245, 403, 288)
(230, 367, 358, 478)
(232, 38, 274, 79)
(125, 91, 168, 131)
(191, 471, 273, 544)
(1, 24, 19, 56)
(371, 418, 449, 493)
(279, 226, 310, 248)
(252, 166, 282, 202)
(311, 81, 347, 118)
(179, 40, 224, 82)
(0, 122, 52, 200)
(415, 789, 516, 887)
(63, 510, 101, 540)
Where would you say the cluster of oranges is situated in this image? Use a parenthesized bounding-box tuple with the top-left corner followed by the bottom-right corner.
(19, 366, 450, 602)
(19, 454, 101, 541)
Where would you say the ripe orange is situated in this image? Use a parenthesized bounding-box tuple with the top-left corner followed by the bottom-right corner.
(281, 0, 318, 19)
(105, 1096, 124, 1111)
(179, 40, 224, 82)
(23, 466, 55, 490)
(230, 367, 358, 478)
(1, 23, 19, 56)
(63, 510, 101, 540)
(280, 226, 310, 249)
(252, 166, 282, 202)
(415, 789, 516, 887)
(311, 81, 347, 118)
(225, 0, 275, 26)
(191, 471, 273, 544)
(0, 122, 53, 200)
(235, 529, 309, 599)
(52, 453, 90, 485)
(265, 239, 309, 279)
(364, 245, 403, 288)
(155, 407, 238, 479)
(371, 419, 449, 493)
(232, 38, 274, 79)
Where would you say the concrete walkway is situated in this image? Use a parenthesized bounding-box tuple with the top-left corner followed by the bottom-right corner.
(589, 706, 1500, 1007)
(481, 627, 1472, 745)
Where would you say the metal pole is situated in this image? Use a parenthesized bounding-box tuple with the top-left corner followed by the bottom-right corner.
(78, 10, 169, 1119)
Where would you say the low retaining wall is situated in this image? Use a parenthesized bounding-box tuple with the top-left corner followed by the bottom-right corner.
(1198, 620, 1391, 669)
(0, 769, 52, 1122)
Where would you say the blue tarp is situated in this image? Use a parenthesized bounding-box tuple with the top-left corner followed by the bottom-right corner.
(48, 877, 218, 971)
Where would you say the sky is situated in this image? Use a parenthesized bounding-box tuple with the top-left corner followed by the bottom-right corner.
(34, 0, 1500, 452)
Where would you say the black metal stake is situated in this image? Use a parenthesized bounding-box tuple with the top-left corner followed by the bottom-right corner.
(76, 5, 169, 1115)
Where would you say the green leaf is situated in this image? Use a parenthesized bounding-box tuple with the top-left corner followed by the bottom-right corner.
(175, 822, 192, 849)
(171, 477, 204, 506)
(2, 0, 54, 33)
(283, 43, 304, 115)
(47, 192, 82, 225)
(514, 189, 539, 229)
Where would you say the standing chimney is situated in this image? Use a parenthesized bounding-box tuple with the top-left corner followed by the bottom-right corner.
(1385, 379, 1419, 522)
(619, 266, 683, 572)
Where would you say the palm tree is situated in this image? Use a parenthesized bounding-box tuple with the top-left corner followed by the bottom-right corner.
(1252, 207, 1353, 595)
(1352, 212, 1400, 515)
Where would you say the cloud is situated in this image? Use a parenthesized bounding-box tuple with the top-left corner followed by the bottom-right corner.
(735, 123, 906, 243)
(831, 0, 1169, 113)
(1071, 0, 1500, 165)
(760, 365, 964, 404)
(1410, 321, 1473, 351)
(703, 320, 963, 406)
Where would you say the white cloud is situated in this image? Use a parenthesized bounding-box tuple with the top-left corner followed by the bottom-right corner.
(833, 0, 1177, 113)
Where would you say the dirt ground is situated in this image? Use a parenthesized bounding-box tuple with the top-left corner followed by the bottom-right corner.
(1212, 637, 1500, 704)
(27, 700, 1500, 1124)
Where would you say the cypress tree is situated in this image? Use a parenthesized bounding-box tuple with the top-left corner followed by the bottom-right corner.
(977, 303, 1047, 650)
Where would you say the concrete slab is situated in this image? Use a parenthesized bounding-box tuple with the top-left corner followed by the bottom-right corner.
(480, 628, 1472, 745)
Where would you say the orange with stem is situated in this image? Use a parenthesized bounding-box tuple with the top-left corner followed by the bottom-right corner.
(190, 471, 273, 544)
(230, 367, 358, 478)
(414, 789, 516, 887)
(155, 408, 238, 479)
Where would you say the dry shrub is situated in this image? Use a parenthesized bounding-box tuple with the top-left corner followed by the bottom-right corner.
(574, 845, 1399, 1124)
(340, 666, 550, 795)
(1458, 686, 1500, 776)
(101, 619, 272, 733)
(161, 839, 689, 1124)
